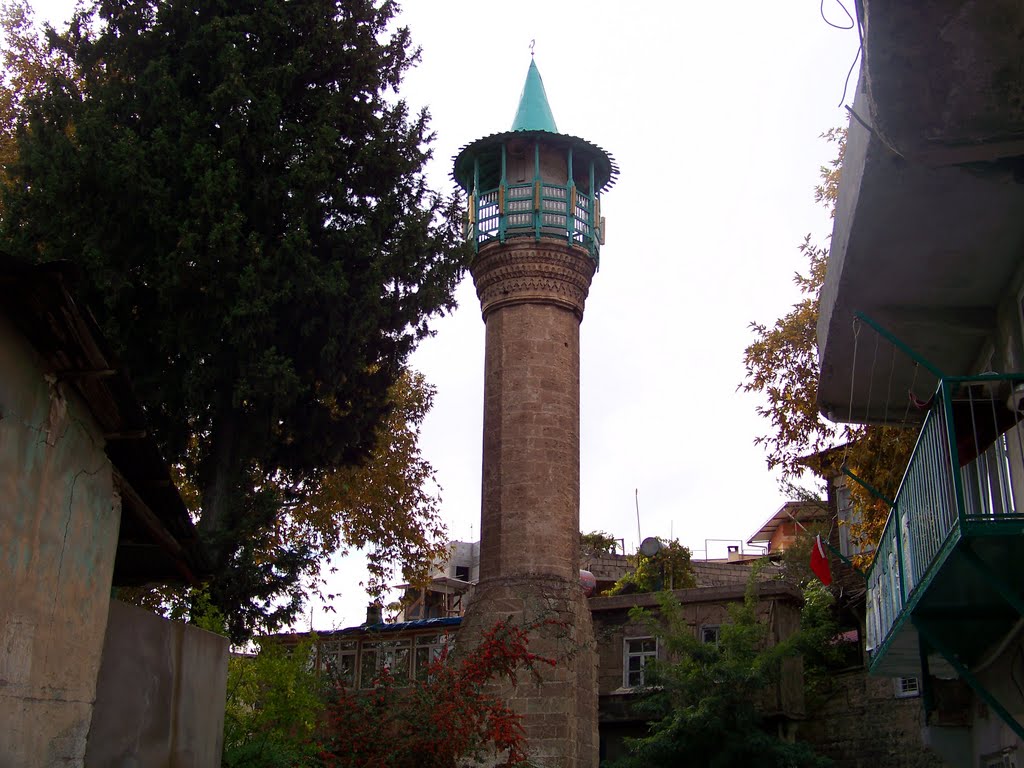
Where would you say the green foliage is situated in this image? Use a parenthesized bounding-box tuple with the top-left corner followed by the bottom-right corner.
(608, 573, 832, 768)
(2, 0, 468, 639)
(606, 538, 695, 595)
(793, 581, 851, 708)
(222, 639, 326, 768)
(581, 530, 619, 556)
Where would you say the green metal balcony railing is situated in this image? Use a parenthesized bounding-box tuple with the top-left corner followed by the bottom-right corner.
(466, 181, 603, 259)
(866, 374, 1024, 662)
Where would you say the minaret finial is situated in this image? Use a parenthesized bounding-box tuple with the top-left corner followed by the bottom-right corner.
(529, 39, 535, 57)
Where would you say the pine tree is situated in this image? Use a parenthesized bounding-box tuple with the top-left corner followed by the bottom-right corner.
(2, 0, 468, 638)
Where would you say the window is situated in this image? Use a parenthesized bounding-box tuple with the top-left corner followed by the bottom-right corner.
(893, 676, 919, 698)
(624, 637, 657, 688)
(836, 478, 871, 558)
(454, 565, 470, 581)
(319, 639, 357, 687)
(700, 625, 721, 645)
(360, 639, 411, 688)
(414, 632, 453, 681)
(983, 747, 1019, 768)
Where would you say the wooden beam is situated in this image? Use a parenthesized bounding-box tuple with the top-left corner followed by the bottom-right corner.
(113, 470, 196, 584)
(104, 430, 148, 441)
(53, 368, 117, 380)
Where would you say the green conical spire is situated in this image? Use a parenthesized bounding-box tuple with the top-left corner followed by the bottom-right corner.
(510, 59, 558, 133)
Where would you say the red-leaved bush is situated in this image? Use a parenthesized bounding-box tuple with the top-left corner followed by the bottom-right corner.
(320, 619, 558, 767)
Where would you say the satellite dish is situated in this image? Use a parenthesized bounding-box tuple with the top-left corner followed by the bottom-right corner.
(639, 537, 663, 557)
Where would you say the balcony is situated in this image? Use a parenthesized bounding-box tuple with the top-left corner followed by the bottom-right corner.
(866, 374, 1024, 678)
(467, 181, 603, 259)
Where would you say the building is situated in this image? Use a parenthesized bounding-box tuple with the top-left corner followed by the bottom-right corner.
(746, 497, 946, 768)
(590, 580, 805, 763)
(748, 500, 831, 556)
(292, 574, 805, 763)
(448, 57, 619, 767)
(0, 259, 228, 767)
(396, 540, 477, 622)
(816, 5, 1024, 764)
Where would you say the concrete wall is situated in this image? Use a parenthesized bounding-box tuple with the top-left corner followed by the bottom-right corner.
(964, 631, 1024, 765)
(85, 599, 229, 768)
(0, 313, 119, 768)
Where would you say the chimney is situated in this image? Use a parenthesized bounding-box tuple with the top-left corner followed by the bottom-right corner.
(364, 604, 383, 626)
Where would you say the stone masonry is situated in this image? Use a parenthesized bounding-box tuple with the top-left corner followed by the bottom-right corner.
(456, 238, 599, 767)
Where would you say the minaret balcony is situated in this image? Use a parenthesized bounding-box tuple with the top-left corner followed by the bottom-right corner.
(467, 181, 604, 259)
(865, 373, 1024, 678)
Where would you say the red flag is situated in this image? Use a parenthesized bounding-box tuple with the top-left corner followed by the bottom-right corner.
(810, 534, 832, 586)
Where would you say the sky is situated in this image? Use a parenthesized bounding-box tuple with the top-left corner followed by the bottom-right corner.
(29, 0, 861, 630)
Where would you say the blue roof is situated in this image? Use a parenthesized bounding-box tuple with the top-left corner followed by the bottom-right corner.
(510, 59, 558, 133)
(330, 616, 462, 636)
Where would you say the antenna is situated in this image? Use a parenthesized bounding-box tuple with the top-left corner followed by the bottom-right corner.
(634, 488, 641, 551)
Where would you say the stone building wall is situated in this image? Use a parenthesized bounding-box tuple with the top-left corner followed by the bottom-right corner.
(797, 669, 945, 768)
(691, 559, 783, 587)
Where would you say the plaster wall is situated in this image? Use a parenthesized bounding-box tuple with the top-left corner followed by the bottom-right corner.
(504, 140, 569, 186)
(957, 632, 1024, 765)
(84, 599, 229, 768)
(0, 312, 118, 768)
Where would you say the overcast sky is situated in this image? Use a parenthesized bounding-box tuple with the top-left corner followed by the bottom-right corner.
(31, 0, 861, 630)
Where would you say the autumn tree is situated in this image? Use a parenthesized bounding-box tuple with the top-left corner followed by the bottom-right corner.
(740, 128, 916, 557)
(125, 370, 448, 640)
(0, 0, 74, 211)
(2, 0, 468, 638)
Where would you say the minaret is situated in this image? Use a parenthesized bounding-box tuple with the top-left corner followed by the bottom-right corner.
(452, 59, 617, 768)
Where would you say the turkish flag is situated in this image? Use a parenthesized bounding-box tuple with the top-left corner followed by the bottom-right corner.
(810, 535, 832, 586)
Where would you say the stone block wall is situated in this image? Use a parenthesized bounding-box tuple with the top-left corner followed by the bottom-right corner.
(797, 669, 945, 768)
(456, 576, 598, 767)
(691, 560, 783, 587)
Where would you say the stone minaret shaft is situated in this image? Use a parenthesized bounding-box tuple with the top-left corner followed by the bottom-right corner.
(474, 243, 595, 584)
(452, 58, 617, 768)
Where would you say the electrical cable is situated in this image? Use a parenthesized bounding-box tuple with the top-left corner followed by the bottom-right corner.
(820, 0, 854, 30)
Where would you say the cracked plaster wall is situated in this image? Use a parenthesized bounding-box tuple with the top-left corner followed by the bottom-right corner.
(0, 312, 119, 768)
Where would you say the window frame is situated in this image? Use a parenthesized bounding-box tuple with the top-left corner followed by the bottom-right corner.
(319, 638, 358, 687)
(893, 675, 920, 698)
(359, 638, 412, 689)
(699, 625, 721, 645)
(623, 636, 658, 689)
(414, 632, 454, 682)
